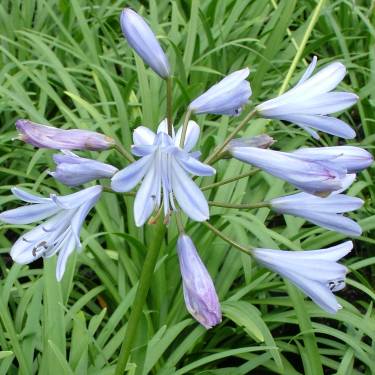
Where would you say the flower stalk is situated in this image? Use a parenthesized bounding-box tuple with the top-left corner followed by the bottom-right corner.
(115, 217, 165, 375)
(179, 109, 192, 148)
(167, 77, 173, 136)
(204, 109, 257, 165)
(208, 201, 270, 209)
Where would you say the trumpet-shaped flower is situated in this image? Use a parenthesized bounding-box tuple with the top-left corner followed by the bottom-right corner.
(16, 119, 115, 150)
(228, 144, 350, 195)
(253, 241, 353, 313)
(256, 57, 358, 139)
(0, 186, 102, 281)
(270, 192, 363, 236)
(189, 68, 251, 116)
(111, 120, 215, 226)
(120, 8, 170, 78)
(293, 146, 373, 173)
(177, 234, 222, 329)
(51, 151, 118, 186)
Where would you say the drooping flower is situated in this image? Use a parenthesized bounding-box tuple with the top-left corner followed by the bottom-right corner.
(177, 234, 222, 329)
(256, 57, 358, 139)
(293, 146, 373, 173)
(0, 186, 102, 281)
(253, 241, 353, 313)
(51, 151, 118, 187)
(120, 8, 171, 78)
(270, 191, 363, 236)
(189, 68, 252, 116)
(16, 120, 115, 150)
(111, 119, 215, 226)
(228, 144, 350, 195)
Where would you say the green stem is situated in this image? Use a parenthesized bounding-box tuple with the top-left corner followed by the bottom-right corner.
(278, 0, 325, 95)
(179, 109, 192, 148)
(201, 169, 259, 191)
(208, 201, 270, 209)
(115, 142, 134, 162)
(204, 109, 257, 165)
(115, 219, 165, 375)
(166, 77, 173, 136)
(202, 221, 252, 255)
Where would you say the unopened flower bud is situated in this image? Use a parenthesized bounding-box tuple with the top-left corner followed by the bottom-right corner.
(16, 120, 115, 151)
(177, 234, 222, 329)
(120, 8, 171, 78)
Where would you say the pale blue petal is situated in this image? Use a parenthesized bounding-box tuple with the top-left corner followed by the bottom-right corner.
(55, 232, 77, 281)
(111, 155, 152, 192)
(171, 159, 209, 221)
(134, 159, 161, 226)
(175, 120, 200, 152)
(279, 114, 356, 139)
(133, 126, 156, 146)
(177, 155, 216, 176)
(0, 203, 60, 224)
(11, 187, 50, 204)
(296, 56, 317, 86)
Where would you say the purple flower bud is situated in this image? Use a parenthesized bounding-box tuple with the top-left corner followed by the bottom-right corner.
(177, 234, 222, 329)
(16, 119, 115, 151)
(51, 151, 118, 186)
(120, 8, 170, 78)
(189, 69, 251, 116)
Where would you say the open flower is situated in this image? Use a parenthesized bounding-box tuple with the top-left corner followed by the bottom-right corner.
(0, 186, 102, 280)
(16, 119, 115, 150)
(293, 146, 373, 173)
(120, 8, 170, 78)
(253, 241, 353, 313)
(177, 234, 222, 329)
(51, 151, 118, 186)
(189, 68, 251, 116)
(270, 192, 363, 236)
(256, 57, 358, 139)
(228, 144, 350, 195)
(111, 120, 215, 226)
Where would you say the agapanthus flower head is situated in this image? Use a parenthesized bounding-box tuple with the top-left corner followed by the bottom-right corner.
(16, 119, 115, 151)
(177, 234, 222, 329)
(253, 241, 353, 313)
(293, 146, 373, 173)
(256, 57, 358, 139)
(111, 119, 215, 226)
(270, 191, 363, 236)
(228, 144, 350, 196)
(120, 8, 171, 78)
(0, 186, 102, 281)
(51, 151, 118, 187)
(189, 68, 251, 116)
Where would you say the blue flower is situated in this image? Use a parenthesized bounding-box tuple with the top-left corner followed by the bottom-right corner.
(256, 57, 358, 139)
(0, 186, 102, 280)
(253, 241, 353, 313)
(270, 190, 363, 236)
(111, 120, 215, 226)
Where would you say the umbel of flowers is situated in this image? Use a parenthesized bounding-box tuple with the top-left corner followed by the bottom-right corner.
(1, 7, 373, 361)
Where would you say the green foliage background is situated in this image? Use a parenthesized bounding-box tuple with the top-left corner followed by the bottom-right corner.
(0, 0, 374, 374)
